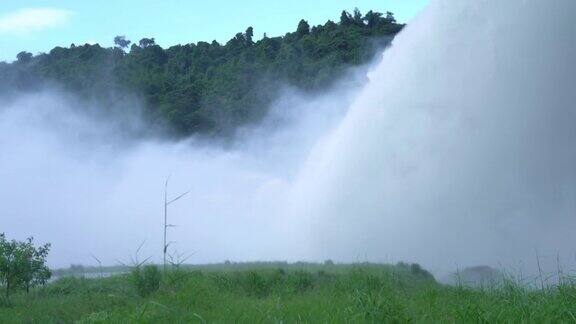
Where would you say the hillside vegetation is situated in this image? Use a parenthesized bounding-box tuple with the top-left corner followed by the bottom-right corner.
(0, 9, 402, 136)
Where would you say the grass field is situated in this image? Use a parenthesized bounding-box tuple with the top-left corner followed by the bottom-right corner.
(1, 262, 576, 323)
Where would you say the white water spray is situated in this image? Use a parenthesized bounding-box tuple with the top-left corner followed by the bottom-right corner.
(290, 0, 576, 273)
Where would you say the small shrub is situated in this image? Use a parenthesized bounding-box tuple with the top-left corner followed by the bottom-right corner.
(396, 262, 435, 281)
(132, 265, 161, 297)
(410, 263, 434, 279)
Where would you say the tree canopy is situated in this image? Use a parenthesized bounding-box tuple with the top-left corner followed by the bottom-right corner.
(0, 8, 403, 137)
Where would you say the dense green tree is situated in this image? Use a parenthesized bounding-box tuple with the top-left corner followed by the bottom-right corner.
(245, 27, 254, 45)
(386, 11, 396, 23)
(0, 8, 403, 137)
(340, 10, 353, 26)
(296, 19, 310, 37)
(15, 237, 51, 293)
(139, 38, 156, 48)
(364, 10, 382, 28)
(0, 234, 51, 298)
(16, 51, 33, 64)
(353, 8, 364, 26)
(114, 35, 132, 49)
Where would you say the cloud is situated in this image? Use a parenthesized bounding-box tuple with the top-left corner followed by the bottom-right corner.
(0, 8, 72, 35)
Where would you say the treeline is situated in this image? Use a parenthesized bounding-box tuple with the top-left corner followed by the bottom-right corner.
(0, 9, 403, 136)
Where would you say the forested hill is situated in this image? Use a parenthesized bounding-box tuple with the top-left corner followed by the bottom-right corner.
(0, 9, 403, 136)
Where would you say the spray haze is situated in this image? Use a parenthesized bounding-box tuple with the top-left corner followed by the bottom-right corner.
(1, 0, 575, 276)
(290, 0, 576, 273)
(0, 72, 363, 267)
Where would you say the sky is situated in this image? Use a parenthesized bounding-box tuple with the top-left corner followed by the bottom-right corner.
(0, 0, 429, 62)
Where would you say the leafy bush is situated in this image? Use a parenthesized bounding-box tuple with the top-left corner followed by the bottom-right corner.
(396, 262, 435, 281)
(0, 233, 51, 298)
(131, 265, 161, 297)
(410, 263, 435, 280)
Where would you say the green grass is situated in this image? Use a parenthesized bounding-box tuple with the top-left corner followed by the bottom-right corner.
(1, 262, 576, 323)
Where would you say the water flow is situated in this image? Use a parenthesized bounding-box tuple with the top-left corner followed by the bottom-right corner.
(289, 0, 576, 274)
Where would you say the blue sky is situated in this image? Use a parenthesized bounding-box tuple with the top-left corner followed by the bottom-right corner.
(0, 0, 429, 62)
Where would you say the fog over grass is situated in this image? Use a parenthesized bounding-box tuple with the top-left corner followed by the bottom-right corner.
(2, 0, 576, 277)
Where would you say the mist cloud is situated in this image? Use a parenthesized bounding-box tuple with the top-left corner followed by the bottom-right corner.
(2, 0, 575, 280)
(0, 69, 365, 268)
